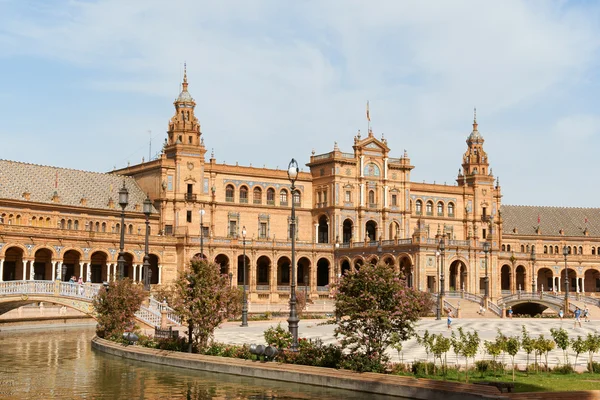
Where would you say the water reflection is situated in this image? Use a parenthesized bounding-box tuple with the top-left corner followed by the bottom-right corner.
(0, 327, 406, 399)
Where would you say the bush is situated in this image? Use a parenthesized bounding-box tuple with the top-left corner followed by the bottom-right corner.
(156, 336, 187, 352)
(588, 362, 600, 373)
(275, 338, 343, 368)
(412, 361, 436, 376)
(263, 323, 292, 349)
(475, 360, 505, 375)
(341, 352, 387, 373)
(552, 364, 575, 374)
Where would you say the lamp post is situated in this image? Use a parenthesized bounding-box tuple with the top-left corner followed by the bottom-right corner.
(117, 182, 129, 279)
(334, 238, 340, 323)
(142, 196, 152, 291)
(199, 208, 205, 259)
(530, 247, 536, 293)
(438, 238, 446, 319)
(483, 242, 490, 301)
(241, 226, 248, 327)
(435, 249, 441, 320)
(563, 246, 569, 311)
(287, 158, 300, 351)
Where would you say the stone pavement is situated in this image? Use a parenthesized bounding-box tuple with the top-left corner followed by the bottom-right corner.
(213, 317, 600, 368)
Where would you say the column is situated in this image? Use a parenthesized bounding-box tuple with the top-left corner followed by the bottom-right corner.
(581, 276, 585, 294)
(0, 259, 3, 282)
(22, 260, 27, 280)
(360, 184, 365, 207)
(51, 261, 56, 281)
(158, 265, 163, 285)
(29, 261, 35, 281)
(557, 276, 561, 292)
(56, 262, 62, 281)
(138, 264, 143, 282)
(383, 185, 388, 208)
(79, 262, 84, 280)
(132, 264, 138, 282)
(86, 263, 91, 283)
(360, 155, 364, 177)
(383, 157, 388, 179)
(576, 277, 580, 293)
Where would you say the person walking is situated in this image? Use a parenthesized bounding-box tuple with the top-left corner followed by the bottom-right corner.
(558, 308, 564, 321)
(447, 311, 453, 330)
(507, 306, 513, 319)
(583, 306, 590, 322)
(574, 307, 582, 329)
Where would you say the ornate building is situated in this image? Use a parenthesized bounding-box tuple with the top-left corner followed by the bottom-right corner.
(1, 69, 599, 311)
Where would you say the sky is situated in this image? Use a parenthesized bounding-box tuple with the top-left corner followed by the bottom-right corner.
(1, 0, 600, 207)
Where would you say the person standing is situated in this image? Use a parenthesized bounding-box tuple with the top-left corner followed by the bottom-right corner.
(574, 307, 582, 329)
(583, 306, 590, 322)
(447, 311, 453, 330)
(507, 307, 513, 319)
(558, 308, 564, 321)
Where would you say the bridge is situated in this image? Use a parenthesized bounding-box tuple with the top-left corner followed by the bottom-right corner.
(498, 292, 577, 314)
(0, 280, 181, 328)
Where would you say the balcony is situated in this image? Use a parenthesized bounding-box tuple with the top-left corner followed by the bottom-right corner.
(185, 193, 197, 202)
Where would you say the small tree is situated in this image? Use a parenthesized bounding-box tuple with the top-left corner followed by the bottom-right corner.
(536, 335, 555, 372)
(93, 278, 145, 340)
(431, 333, 451, 378)
(571, 336, 587, 369)
(263, 322, 292, 349)
(458, 327, 480, 383)
(521, 325, 534, 374)
(334, 262, 430, 367)
(390, 332, 405, 364)
(585, 332, 600, 373)
(483, 340, 502, 376)
(550, 327, 570, 366)
(416, 330, 434, 374)
(170, 258, 241, 352)
(450, 330, 463, 381)
(505, 336, 520, 381)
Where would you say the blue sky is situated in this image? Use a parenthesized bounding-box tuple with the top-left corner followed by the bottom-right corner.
(1, 0, 600, 207)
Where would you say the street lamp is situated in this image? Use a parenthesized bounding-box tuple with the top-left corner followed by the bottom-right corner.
(241, 226, 248, 327)
(438, 239, 446, 320)
(435, 249, 441, 320)
(563, 246, 569, 305)
(334, 238, 340, 323)
(483, 241, 490, 300)
(199, 208, 205, 259)
(142, 196, 152, 291)
(117, 181, 129, 279)
(287, 158, 300, 351)
(530, 246, 536, 293)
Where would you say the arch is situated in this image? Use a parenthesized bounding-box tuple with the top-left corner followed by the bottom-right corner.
(62, 250, 82, 282)
(425, 200, 433, 216)
(277, 256, 290, 285)
(561, 267, 577, 293)
(225, 184, 235, 201)
(367, 255, 379, 265)
(253, 187, 262, 205)
(382, 254, 395, 267)
(537, 267, 553, 292)
(3, 246, 25, 281)
(318, 215, 329, 244)
(449, 260, 467, 292)
(340, 258, 351, 275)
(365, 220, 377, 241)
(316, 258, 330, 286)
(32, 245, 57, 259)
(215, 254, 230, 276)
(353, 257, 364, 271)
(292, 189, 301, 206)
(584, 268, 600, 293)
(398, 255, 413, 287)
(297, 257, 311, 287)
(33, 248, 53, 280)
(388, 221, 400, 240)
(342, 218, 353, 243)
(448, 202, 455, 217)
(123, 253, 135, 279)
(544, 245, 548, 254)
(256, 255, 271, 286)
(237, 253, 250, 286)
(500, 265, 511, 291)
(515, 265, 526, 292)
(266, 187, 276, 205)
(90, 251, 108, 283)
(279, 189, 289, 206)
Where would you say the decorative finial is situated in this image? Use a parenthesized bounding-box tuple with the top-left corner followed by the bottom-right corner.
(211, 148, 214, 159)
(403, 149, 408, 158)
(357, 129, 361, 139)
(183, 62, 188, 84)
(311, 148, 315, 156)
(334, 141, 339, 151)
(474, 107, 477, 123)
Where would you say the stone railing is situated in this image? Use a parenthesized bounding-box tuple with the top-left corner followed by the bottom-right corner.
(149, 297, 181, 325)
(0, 280, 101, 301)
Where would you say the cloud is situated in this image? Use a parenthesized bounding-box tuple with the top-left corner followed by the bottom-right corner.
(1, 0, 600, 206)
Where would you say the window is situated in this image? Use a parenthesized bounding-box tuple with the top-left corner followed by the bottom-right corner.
(426, 201, 433, 216)
(368, 190, 375, 207)
(293, 190, 301, 206)
(186, 210, 192, 223)
(579, 246, 583, 255)
(544, 245, 548, 254)
(482, 229, 486, 239)
(225, 185, 235, 202)
(167, 175, 173, 191)
(482, 207, 487, 220)
(16, 215, 21, 225)
(253, 187, 262, 204)
(67, 220, 72, 230)
(437, 202, 444, 216)
(267, 188, 275, 205)
(115, 223, 120, 233)
(259, 222, 267, 239)
(549, 246, 554, 254)
(502, 244, 506, 251)
(280, 189, 288, 206)
(240, 186, 248, 203)
(101, 222, 106, 232)
(416, 200, 422, 215)
(345, 191, 352, 203)
(95, 222, 100, 232)
(593, 247, 596, 255)
(164, 225, 173, 235)
(74, 220, 79, 230)
(228, 220, 237, 237)
(521, 245, 525, 253)
(323, 190, 327, 205)
(391, 194, 397, 207)
(507, 244, 511, 252)
(448, 203, 455, 217)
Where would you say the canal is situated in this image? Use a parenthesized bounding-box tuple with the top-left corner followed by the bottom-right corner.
(0, 326, 405, 399)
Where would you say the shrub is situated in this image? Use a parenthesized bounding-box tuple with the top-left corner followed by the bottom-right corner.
(475, 360, 504, 375)
(552, 364, 575, 374)
(341, 352, 387, 373)
(93, 278, 145, 340)
(412, 361, 436, 376)
(588, 361, 600, 373)
(263, 323, 293, 349)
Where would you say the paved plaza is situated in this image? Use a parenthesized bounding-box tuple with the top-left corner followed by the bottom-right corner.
(213, 317, 600, 369)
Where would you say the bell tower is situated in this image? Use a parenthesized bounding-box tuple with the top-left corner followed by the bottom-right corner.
(165, 63, 203, 150)
(457, 109, 493, 187)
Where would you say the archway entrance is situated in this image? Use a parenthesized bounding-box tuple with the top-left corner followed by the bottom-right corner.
(515, 265, 526, 292)
(277, 257, 291, 285)
(215, 254, 230, 276)
(399, 256, 412, 287)
(33, 248, 52, 280)
(89, 251, 107, 283)
(316, 258, 330, 287)
(256, 256, 271, 288)
(537, 267, 553, 292)
(3, 246, 24, 281)
(584, 269, 600, 293)
(237, 254, 250, 287)
(318, 215, 329, 244)
(365, 220, 377, 241)
(341, 259, 351, 276)
(343, 219, 353, 244)
(148, 254, 159, 285)
(63, 250, 82, 281)
(501, 265, 511, 291)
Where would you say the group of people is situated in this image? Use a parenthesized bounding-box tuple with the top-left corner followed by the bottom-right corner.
(68, 276, 85, 295)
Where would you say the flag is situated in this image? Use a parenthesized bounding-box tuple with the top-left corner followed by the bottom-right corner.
(366, 101, 370, 122)
(537, 214, 540, 225)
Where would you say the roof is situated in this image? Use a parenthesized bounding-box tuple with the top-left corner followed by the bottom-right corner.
(0, 160, 154, 213)
(501, 205, 600, 237)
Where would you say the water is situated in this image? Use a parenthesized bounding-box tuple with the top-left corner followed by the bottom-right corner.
(0, 326, 405, 399)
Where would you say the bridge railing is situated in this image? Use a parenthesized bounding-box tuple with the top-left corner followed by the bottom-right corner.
(59, 282, 101, 300)
(135, 305, 162, 327)
(0, 280, 102, 301)
(499, 292, 577, 313)
(487, 302, 502, 316)
(148, 297, 182, 325)
(578, 295, 600, 307)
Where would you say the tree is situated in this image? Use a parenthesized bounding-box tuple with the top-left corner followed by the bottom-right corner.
(483, 340, 502, 376)
(505, 336, 520, 381)
(334, 262, 431, 366)
(170, 258, 241, 352)
(93, 278, 145, 340)
(521, 325, 534, 374)
(457, 327, 480, 383)
(450, 330, 463, 381)
(571, 335, 587, 370)
(416, 330, 434, 375)
(536, 335, 555, 372)
(585, 332, 600, 373)
(431, 333, 451, 378)
(550, 327, 570, 366)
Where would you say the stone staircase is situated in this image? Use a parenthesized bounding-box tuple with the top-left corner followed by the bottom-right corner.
(444, 298, 500, 318)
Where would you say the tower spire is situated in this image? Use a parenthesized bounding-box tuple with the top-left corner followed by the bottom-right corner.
(182, 62, 188, 91)
(473, 107, 478, 131)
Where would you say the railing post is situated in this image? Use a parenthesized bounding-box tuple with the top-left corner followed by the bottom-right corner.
(501, 304, 506, 319)
(160, 309, 168, 329)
